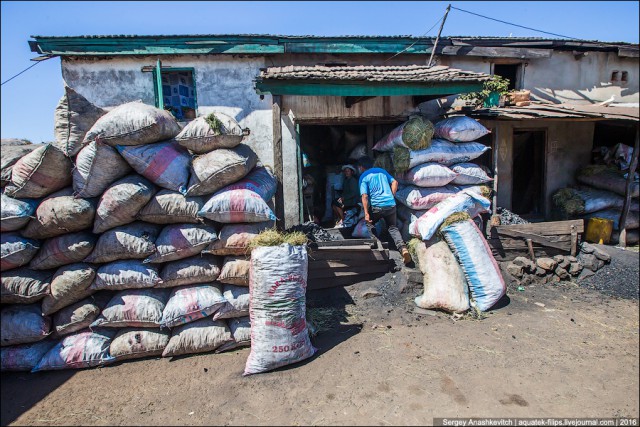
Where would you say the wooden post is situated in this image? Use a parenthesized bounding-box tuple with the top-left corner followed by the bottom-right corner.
(272, 95, 285, 230)
(526, 238, 535, 261)
(618, 126, 639, 247)
(570, 224, 578, 256)
(366, 125, 374, 158)
(490, 125, 500, 226)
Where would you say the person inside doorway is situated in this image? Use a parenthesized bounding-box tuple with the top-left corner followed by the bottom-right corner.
(331, 164, 360, 227)
(356, 156, 411, 265)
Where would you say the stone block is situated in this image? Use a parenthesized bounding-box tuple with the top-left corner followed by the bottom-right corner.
(536, 257, 558, 271)
(568, 262, 583, 276)
(554, 266, 569, 280)
(506, 263, 524, 278)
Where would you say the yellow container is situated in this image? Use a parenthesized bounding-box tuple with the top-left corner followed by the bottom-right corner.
(585, 217, 613, 245)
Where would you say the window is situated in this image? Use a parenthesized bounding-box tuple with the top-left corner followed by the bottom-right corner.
(493, 63, 521, 90)
(152, 66, 198, 121)
(611, 70, 619, 82)
(621, 71, 628, 83)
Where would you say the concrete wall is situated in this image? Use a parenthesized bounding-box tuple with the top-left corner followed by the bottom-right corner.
(439, 52, 639, 104)
(62, 55, 274, 170)
(481, 119, 595, 218)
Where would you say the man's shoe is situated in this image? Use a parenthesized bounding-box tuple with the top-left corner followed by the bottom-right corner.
(401, 247, 412, 265)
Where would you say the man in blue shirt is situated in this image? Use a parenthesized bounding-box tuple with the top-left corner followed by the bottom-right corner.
(356, 156, 411, 265)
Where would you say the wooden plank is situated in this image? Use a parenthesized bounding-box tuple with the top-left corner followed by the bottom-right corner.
(307, 272, 388, 290)
(307, 249, 389, 262)
(308, 239, 377, 248)
(488, 237, 569, 251)
(307, 248, 389, 261)
(307, 264, 390, 280)
(366, 124, 374, 158)
(441, 45, 552, 58)
(309, 259, 390, 269)
(618, 127, 639, 247)
(494, 219, 584, 235)
(272, 95, 284, 230)
(494, 228, 571, 251)
(491, 247, 564, 262)
(619, 47, 640, 58)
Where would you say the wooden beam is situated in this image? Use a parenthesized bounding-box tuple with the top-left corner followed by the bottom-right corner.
(441, 45, 552, 58)
(494, 228, 571, 251)
(345, 96, 376, 108)
(272, 95, 284, 230)
(308, 263, 390, 280)
(495, 219, 584, 235)
(492, 125, 499, 217)
(618, 47, 640, 58)
(366, 124, 374, 158)
(618, 126, 640, 247)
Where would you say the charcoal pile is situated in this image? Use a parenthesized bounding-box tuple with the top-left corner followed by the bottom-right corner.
(285, 221, 337, 243)
(497, 207, 529, 225)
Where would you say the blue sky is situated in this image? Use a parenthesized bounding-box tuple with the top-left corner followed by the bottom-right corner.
(2, 1, 639, 143)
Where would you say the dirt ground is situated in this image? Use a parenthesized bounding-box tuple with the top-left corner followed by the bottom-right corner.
(2, 246, 639, 426)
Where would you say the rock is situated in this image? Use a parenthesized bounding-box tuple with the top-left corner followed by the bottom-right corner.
(535, 267, 547, 277)
(568, 262, 583, 276)
(554, 255, 570, 269)
(414, 307, 437, 316)
(555, 266, 570, 280)
(520, 275, 535, 287)
(362, 288, 382, 299)
(580, 242, 595, 254)
(506, 263, 524, 278)
(596, 258, 606, 270)
(592, 246, 611, 263)
(549, 274, 561, 283)
(536, 257, 558, 271)
(578, 253, 600, 272)
(567, 255, 578, 263)
(513, 256, 536, 272)
(578, 268, 596, 281)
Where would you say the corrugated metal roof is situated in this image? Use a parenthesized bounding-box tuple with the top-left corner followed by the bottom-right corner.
(465, 102, 639, 121)
(29, 34, 635, 46)
(259, 65, 493, 83)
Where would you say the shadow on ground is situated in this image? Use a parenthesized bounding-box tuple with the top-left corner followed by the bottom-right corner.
(1, 369, 76, 425)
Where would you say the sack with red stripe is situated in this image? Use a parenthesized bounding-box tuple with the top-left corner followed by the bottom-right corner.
(117, 140, 191, 194)
(29, 231, 97, 270)
(199, 189, 276, 223)
(4, 144, 72, 199)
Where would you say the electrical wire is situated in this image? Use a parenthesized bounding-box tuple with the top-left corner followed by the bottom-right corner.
(384, 13, 446, 62)
(1, 57, 53, 86)
(450, 5, 639, 51)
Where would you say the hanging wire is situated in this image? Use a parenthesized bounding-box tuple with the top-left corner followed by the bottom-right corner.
(1, 56, 54, 86)
(384, 13, 446, 62)
(450, 5, 639, 51)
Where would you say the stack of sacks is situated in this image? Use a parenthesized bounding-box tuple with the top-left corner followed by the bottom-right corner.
(410, 211, 506, 315)
(553, 165, 639, 245)
(373, 115, 492, 240)
(0, 90, 260, 372)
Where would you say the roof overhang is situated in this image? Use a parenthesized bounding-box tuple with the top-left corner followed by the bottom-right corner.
(28, 35, 637, 57)
(464, 102, 639, 122)
(254, 65, 490, 97)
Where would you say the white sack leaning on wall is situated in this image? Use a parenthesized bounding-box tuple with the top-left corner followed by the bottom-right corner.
(244, 243, 316, 375)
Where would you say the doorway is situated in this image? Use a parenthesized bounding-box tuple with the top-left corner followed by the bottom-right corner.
(511, 129, 546, 218)
(298, 123, 399, 226)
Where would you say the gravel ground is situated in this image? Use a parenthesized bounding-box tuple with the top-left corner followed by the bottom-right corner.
(578, 244, 640, 300)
